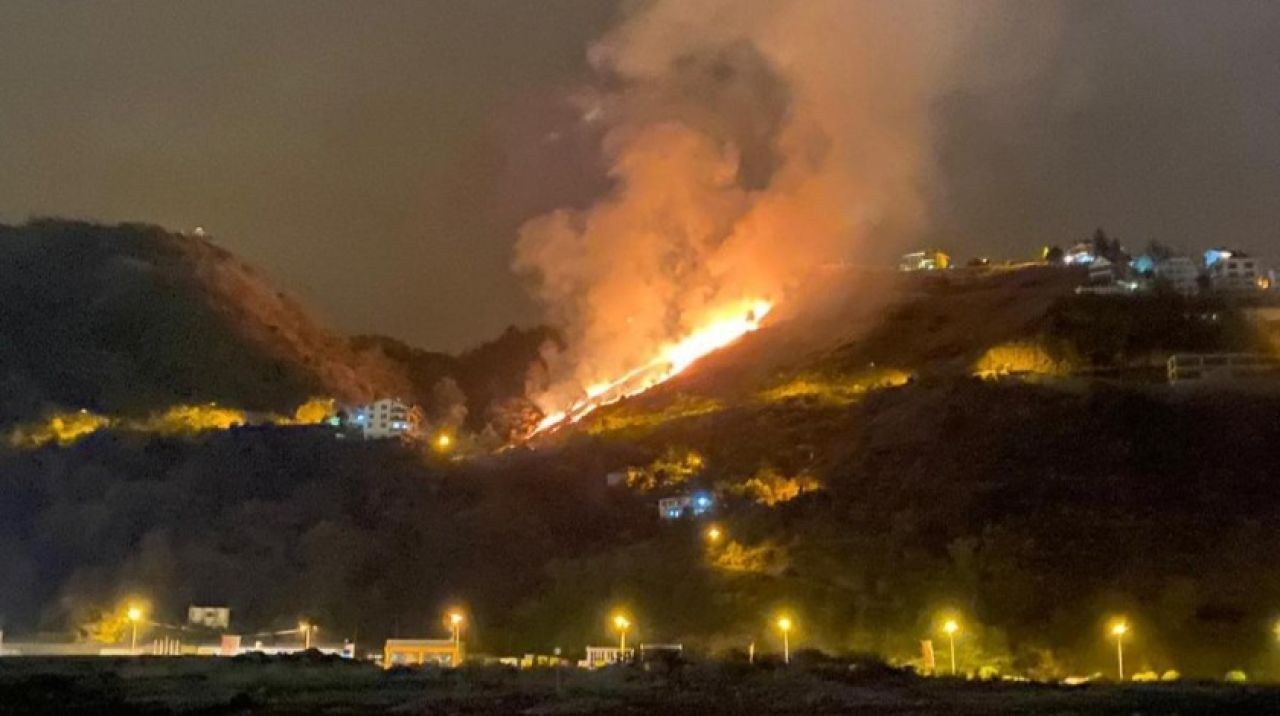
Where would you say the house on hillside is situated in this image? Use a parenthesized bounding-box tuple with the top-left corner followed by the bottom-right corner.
(347, 398, 423, 439)
(1154, 257, 1200, 295)
(1087, 256, 1124, 284)
(1063, 242, 1095, 265)
(899, 249, 950, 272)
(658, 491, 714, 520)
(1208, 255, 1269, 294)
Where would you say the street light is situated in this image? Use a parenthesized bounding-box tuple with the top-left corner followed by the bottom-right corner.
(126, 606, 143, 654)
(776, 616, 793, 664)
(447, 610, 465, 666)
(942, 619, 960, 676)
(435, 433, 452, 451)
(298, 621, 315, 650)
(612, 614, 631, 660)
(1110, 621, 1129, 681)
(705, 525, 723, 544)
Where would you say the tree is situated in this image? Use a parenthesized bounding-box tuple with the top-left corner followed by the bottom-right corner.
(1146, 240, 1174, 262)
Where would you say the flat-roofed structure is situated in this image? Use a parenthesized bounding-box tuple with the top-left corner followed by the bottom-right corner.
(1167, 353, 1280, 385)
(383, 638, 462, 668)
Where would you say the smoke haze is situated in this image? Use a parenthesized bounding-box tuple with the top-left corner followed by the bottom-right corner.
(514, 1, 988, 412)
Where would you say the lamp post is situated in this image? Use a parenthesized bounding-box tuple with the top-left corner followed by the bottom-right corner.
(298, 621, 314, 650)
(126, 606, 143, 654)
(448, 611, 464, 666)
(612, 614, 630, 662)
(776, 616, 793, 664)
(1110, 622, 1129, 681)
(943, 620, 959, 676)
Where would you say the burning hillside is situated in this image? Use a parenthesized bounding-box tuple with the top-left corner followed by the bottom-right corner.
(531, 298, 772, 434)
(513, 1, 979, 430)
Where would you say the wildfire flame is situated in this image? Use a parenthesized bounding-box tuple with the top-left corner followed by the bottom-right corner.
(531, 299, 774, 436)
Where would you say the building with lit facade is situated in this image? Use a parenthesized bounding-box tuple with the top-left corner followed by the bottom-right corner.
(347, 398, 422, 439)
(658, 491, 714, 520)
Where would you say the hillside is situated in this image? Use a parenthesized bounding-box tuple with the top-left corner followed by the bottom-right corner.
(0, 220, 556, 435)
(0, 219, 411, 425)
(4, 254, 1280, 679)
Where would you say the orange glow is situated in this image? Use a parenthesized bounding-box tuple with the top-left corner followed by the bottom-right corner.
(531, 299, 773, 436)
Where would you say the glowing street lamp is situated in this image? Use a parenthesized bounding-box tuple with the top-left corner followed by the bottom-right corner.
(1110, 621, 1129, 680)
(705, 526, 723, 544)
(447, 610, 465, 666)
(298, 621, 316, 650)
(942, 619, 960, 676)
(612, 614, 631, 658)
(776, 616, 793, 664)
(435, 433, 452, 451)
(126, 606, 143, 654)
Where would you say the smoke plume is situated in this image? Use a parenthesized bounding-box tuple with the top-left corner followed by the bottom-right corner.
(514, 0, 978, 414)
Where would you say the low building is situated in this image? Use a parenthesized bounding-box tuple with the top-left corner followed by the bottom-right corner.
(347, 398, 423, 440)
(579, 646, 634, 668)
(658, 491, 714, 520)
(898, 249, 950, 272)
(187, 605, 231, 629)
(1167, 353, 1280, 386)
(1154, 257, 1200, 295)
(383, 638, 463, 668)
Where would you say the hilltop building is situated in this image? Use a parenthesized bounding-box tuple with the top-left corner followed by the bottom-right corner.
(1063, 242, 1096, 265)
(1154, 256, 1200, 295)
(899, 249, 950, 272)
(1208, 255, 1268, 294)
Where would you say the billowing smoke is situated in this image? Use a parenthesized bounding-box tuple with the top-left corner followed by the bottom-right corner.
(514, 0, 979, 415)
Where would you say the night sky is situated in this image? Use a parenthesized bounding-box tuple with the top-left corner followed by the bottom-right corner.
(2, 1, 1278, 350)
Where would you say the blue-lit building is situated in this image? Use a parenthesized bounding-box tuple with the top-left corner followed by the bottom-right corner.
(346, 398, 422, 440)
(657, 491, 714, 520)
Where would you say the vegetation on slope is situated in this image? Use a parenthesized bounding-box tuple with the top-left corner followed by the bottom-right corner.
(0, 219, 407, 425)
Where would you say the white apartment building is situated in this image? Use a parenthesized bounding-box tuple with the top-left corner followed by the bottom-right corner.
(349, 398, 421, 439)
(1209, 256, 1267, 294)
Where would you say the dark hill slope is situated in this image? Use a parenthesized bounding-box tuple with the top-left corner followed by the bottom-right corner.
(0, 219, 411, 424)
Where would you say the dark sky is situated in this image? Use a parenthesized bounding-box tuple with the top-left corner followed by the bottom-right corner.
(2, 1, 1279, 351)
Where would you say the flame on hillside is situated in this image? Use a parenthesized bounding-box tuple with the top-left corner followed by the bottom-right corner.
(531, 299, 772, 435)
(513, 1, 982, 442)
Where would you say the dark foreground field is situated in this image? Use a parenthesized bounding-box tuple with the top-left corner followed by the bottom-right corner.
(3, 656, 1280, 715)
